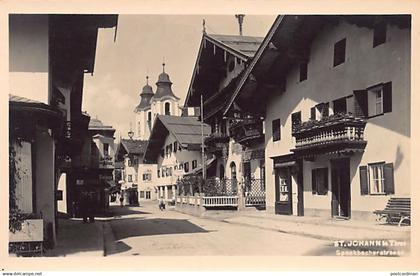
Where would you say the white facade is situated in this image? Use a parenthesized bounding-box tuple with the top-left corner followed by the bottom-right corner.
(264, 20, 410, 219)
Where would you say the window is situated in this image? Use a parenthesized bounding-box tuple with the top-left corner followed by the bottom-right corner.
(184, 162, 190, 173)
(103, 143, 109, 156)
(128, 159, 132, 167)
(299, 62, 308, 82)
(333, 38, 346, 67)
(160, 149, 164, 158)
(179, 163, 184, 171)
(373, 22, 387, 47)
(311, 168, 328, 195)
(272, 119, 281, 142)
(174, 141, 178, 153)
(333, 97, 347, 114)
(157, 169, 160, 178)
(146, 191, 151, 199)
(360, 162, 394, 195)
(219, 164, 225, 179)
(169, 144, 173, 156)
(361, 82, 392, 117)
(291, 111, 301, 132)
(147, 112, 152, 129)
(192, 160, 197, 170)
(230, 162, 237, 179)
(143, 173, 151, 181)
(165, 102, 171, 115)
(311, 103, 329, 120)
(128, 175, 133, 182)
(138, 122, 141, 136)
(169, 167, 173, 176)
(140, 191, 145, 198)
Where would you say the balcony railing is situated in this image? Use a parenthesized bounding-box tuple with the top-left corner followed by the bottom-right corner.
(204, 132, 229, 155)
(229, 118, 264, 146)
(292, 113, 367, 156)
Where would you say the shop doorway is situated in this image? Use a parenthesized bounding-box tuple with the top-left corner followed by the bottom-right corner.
(274, 167, 292, 215)
(331, 158, 351, 218)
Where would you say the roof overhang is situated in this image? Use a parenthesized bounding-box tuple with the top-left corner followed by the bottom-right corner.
(224, 15, 411, 116)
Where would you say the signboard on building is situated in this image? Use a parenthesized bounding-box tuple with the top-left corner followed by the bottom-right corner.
(99, 155, 114, 169)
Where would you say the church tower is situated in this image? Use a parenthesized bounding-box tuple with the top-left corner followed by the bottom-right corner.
(133, 63, 181, 140)
(134, 76, 154, 140)
(150, 63, 181, 121)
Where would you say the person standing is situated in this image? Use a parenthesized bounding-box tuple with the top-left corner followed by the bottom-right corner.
(158, 196, 165, 211)
(119, 192, 124, 207)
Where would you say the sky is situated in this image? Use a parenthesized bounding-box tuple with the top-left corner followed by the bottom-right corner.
(82, 14, 276, 140)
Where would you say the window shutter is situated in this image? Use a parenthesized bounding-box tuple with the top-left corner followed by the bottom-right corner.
(310, 107, 316, 120)
(353, 90, 368, 117)
(383, 82, 392, 113)
(311, 169, 317, 194)
(359, 166, 369, 195)
(384, 163, 395, 194)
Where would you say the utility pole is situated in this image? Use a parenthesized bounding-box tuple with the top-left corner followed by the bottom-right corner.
(201, 94, 206, 182)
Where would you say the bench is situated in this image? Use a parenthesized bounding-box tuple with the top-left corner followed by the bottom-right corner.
(374, 197, 410, 226)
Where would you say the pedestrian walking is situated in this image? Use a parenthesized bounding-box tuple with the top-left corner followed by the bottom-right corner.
(158, 197, 165, 211)
(119, 192, 124, 207)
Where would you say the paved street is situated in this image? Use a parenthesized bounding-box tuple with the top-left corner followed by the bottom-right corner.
(104, 201, 334, 256)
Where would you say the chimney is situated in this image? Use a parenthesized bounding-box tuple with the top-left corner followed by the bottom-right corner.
(235, 14, 245, 36)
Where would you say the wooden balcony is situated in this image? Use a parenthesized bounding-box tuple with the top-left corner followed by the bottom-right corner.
(291, 113, 367, 157)
(229, 118, 264, 147)
(204, 132, 229, 156)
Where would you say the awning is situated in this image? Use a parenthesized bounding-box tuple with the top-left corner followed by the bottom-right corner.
(184, 157, 216, 176)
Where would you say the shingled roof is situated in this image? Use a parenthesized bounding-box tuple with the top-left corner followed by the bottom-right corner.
(206, 34, 264, 58)
(120, 139, 148, 155)
(143, 115, 211, 163)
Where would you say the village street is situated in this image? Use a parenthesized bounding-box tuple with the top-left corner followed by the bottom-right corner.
(103, 202, 333, 256)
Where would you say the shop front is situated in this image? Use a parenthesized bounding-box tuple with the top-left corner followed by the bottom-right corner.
(272, 154, 304, 216)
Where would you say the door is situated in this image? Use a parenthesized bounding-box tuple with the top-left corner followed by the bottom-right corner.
(331, 158, 351, 218)
(275, 168, 292, 215)
(243, 162, 251, 192)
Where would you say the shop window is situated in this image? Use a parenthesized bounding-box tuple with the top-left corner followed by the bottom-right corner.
(333, 38, 346, 67)
(165, 102, 171, 115)
(373, 22, 387, 47)
(311, 168, 328, 195)
(299, 62, 308, 82)
(333, 97, 347, 114)
(360, 162, 394, 195)
(291, 111, 301, 132)
(192, 160, 197, 170)
(184, 162, 190, 173)
(272, 119, 281, 142)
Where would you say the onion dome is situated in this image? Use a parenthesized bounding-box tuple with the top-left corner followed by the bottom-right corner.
(153, 63, 180, 100)
(134, 76, 154, 112)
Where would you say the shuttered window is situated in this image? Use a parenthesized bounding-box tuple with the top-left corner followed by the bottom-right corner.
(354, 82, 392, 118)
(310, 107, 316, 120)
(359, 162, 394, 195)
(311, 168, 328, 195)
(333, 38, 346, 67)
(272, 119, 281, 142)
